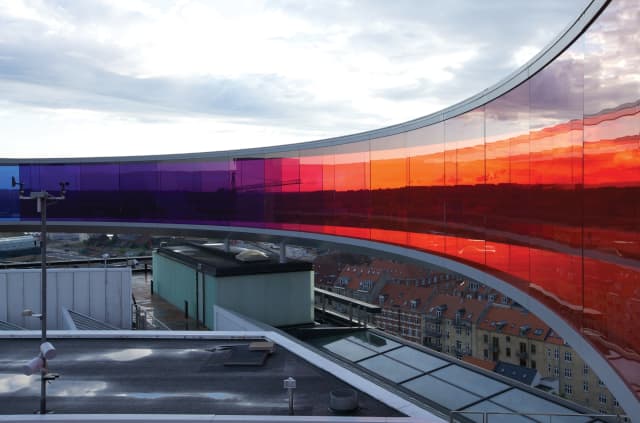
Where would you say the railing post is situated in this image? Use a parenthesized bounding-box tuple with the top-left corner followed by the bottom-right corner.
(184, 300, 189, 330)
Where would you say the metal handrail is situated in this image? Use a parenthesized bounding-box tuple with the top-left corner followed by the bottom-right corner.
(450, 410, 629, 423)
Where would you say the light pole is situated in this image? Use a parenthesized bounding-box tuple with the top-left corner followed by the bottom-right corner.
(13, 177, 67, 414)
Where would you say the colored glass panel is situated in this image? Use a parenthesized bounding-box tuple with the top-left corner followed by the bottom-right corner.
(370, 134, 407, 244)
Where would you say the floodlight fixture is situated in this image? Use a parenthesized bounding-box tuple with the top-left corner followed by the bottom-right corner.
(40, 342, 56, 360)
(22, 309, 43, 319)
(23, 356, 44, 376)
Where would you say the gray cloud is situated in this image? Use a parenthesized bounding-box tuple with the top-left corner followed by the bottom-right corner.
(270, 0, 589, 107)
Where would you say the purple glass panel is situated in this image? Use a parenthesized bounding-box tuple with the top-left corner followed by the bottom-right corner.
(264, 153, 300, 230)
(118, 162, 158, 221)
(0, 165, 20, 220)
(232, 157, 265, 227)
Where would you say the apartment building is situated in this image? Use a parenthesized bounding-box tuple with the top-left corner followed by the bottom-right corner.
(425, 294, 488, 358)
(476, 304, 621, 415)
(375, 282, 433, 344)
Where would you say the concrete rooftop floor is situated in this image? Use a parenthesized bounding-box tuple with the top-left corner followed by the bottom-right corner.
(0, 337, 404, 417)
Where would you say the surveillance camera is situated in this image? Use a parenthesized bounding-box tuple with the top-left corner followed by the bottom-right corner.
(23, 356, 44, 376)
(22, 309, 33, 317)
(40, 342, 57, 360)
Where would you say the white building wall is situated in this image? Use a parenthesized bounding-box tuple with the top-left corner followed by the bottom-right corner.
(0, 268, 131, 329)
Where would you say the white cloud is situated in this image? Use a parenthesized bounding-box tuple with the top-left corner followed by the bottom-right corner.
(0, 0, 590, 158)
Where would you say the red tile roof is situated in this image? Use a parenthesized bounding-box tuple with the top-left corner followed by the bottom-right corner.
(463, 356, 497, 372)
(477, 305, 550, 340)
(426, 294, 488, 322)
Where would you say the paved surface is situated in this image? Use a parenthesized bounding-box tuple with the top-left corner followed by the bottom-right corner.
(0, 338, 404, 416)
(132, 272, 204, 330)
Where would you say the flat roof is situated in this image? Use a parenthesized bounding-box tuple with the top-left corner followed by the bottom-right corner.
(158, 243, 312, 277)
(0, 336, 401, 417)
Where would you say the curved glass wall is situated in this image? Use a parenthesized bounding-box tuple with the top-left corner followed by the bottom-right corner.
(0, 0, 638, 406)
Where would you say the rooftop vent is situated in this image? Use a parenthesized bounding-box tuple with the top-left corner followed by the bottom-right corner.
(235, 249, 270, 262)
(330, 389, 358, 413)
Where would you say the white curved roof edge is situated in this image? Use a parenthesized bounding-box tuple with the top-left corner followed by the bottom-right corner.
(0, 0, 608, 164)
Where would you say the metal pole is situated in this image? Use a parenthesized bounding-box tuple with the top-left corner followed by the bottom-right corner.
(201, 271, 205, 328)
(39, 194, 47, 415)
(288, 388, 293, 415)
(195, 269, 199, 328)
(184, 300, 189, 330)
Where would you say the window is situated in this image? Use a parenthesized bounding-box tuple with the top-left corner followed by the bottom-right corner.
(488, 294, 496, 302)
(564, 384, 573, 396)
(531, 360, 536, 369)
(501, 296, 510, 305)
(455, 326, 462, 336)
(436, 309, 442, 318)
(359, 280, 372, 290)
(583, 381, 589, 392)
(483, 334, 489, 343)
(465, 327, 470, 337)
(614, 398, 619, 407)
(547, 364, 552, 374)
(506, 347, 511, 357)
(483, 349, 488, 359)
(564, 351, 572, 362)
(506, 336, 510, 343)
(546, 347, 551, 358)
(531, 344, 536, 354)
(554, 348, 559, 360)
(583, 364, 589, 376)
(564, 367, 572, 378)
(554, 367, 559, 377)
(599, 393, 607, 404)
(598, 379, 605, 387)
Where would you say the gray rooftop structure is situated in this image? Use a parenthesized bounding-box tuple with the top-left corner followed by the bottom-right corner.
(494, 361, 539, 386)
(158, 243, 312, 277)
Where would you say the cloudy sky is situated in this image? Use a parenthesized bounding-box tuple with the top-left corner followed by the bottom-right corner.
(0, 0, 589, 158)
